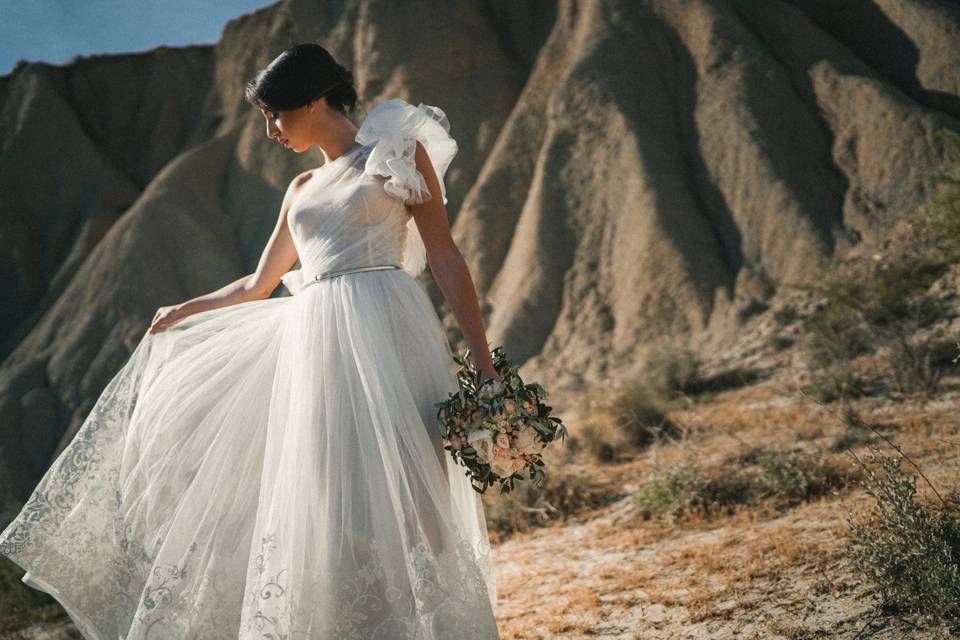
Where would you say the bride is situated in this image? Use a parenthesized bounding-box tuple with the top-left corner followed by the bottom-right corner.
(0, 43, 503, 639)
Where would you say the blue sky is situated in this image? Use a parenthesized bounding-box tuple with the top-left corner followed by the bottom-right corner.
(0, 0, 278, 76)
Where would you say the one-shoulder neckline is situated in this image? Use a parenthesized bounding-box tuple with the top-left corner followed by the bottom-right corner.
(317, 141, 366, 172)
(292, 141, 367, 207)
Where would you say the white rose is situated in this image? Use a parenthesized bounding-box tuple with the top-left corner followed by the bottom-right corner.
(514, 426, 540, 454)
(495, 433, 511, 449)
(489, 456, 516, 479)
(478, 378, 505, 401)
(467, 429, 494, 463)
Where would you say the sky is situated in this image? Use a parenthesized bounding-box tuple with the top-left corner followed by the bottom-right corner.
(0, 0, 278, 76)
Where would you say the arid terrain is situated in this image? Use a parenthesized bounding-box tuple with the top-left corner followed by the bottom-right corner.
(480, 220, 960, 637)
(487, 380, 959, 639)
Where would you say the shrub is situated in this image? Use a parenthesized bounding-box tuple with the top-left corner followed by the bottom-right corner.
(483, 465, 613, 540)
(801, 297, 872, 403)
(572, 423, 618, 464)
(642, 343, 702, 398)
(806, 361, 869, 403)
(742, 446, 847, 506)
(633, 446, 853, 521)
(606, 382, 683, 449)
(846, 446, 960, 625)
(909, 128, 960, 264)
(887, 332, 945, 396)
(773, 304, 799, 326)
(800, 257, 950, 402)
(633, 461, 705, 521)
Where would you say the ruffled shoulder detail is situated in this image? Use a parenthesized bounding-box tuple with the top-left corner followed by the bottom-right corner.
(355, 98, 458, 276)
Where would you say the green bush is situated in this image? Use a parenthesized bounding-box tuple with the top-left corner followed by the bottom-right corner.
(806, 360, 869, 403)
(633, 461, 706, 521)
(606, 382, 682, 449)
(800, 256, 950, 402)
(846, 446, 960, 625)
(642, 343, 703, 398)
(743, 446, 846, 506)
(910, 128, 960, 264)
(633, 446, 852, 521)
(888, 333, 945, 396)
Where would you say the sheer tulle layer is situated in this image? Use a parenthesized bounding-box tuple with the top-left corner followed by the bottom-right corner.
(0, 269, 499, 639)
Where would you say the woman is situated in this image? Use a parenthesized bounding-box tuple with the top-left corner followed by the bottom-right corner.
(0, 43, 502, 639)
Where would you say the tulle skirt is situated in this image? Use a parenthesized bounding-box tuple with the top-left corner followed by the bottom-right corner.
(0, 268, 500, 639)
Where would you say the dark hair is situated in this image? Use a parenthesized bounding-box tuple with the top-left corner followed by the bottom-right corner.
(244, 43, 358, 115)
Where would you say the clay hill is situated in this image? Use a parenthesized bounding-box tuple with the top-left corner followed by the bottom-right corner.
(1, 0, 959, 521)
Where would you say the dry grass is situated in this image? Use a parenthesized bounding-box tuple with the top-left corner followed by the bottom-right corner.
(489, 374, 960, 639)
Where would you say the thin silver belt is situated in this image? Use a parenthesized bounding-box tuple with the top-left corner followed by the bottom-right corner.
(304, 264, 401, 287)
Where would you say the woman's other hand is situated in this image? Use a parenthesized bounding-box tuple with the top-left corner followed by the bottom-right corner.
(150, 304, 188, 334)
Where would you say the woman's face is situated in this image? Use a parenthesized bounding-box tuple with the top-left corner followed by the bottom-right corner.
(260, 105, 312, 152)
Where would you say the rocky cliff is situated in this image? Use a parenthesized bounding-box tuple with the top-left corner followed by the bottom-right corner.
(455, 0, 960, 387)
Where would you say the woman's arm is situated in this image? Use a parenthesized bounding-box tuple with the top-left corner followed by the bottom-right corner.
(407, 140, 500, 383)
(149, 173, 306, 334)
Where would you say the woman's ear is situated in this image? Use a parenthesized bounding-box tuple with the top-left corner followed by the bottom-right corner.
(307, 96, 328, 113)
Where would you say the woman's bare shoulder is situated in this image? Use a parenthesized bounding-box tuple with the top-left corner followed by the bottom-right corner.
(293, 169, 317, 189)
(277, 170, 319, 216)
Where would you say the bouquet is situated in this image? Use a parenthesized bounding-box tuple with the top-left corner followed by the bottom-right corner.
(434, 346, 567, 494)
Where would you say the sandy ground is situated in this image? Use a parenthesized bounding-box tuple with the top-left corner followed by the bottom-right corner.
(488, 378, 960, 640)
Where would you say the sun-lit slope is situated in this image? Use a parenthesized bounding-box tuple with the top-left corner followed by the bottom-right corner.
(451, 0, 960, 391)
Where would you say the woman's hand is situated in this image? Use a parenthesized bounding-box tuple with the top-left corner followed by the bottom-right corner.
(478, 365, 502, 386)
(150, 304, 188, 335)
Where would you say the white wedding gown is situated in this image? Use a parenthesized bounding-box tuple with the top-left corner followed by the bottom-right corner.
(0, 98, 500, 639)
